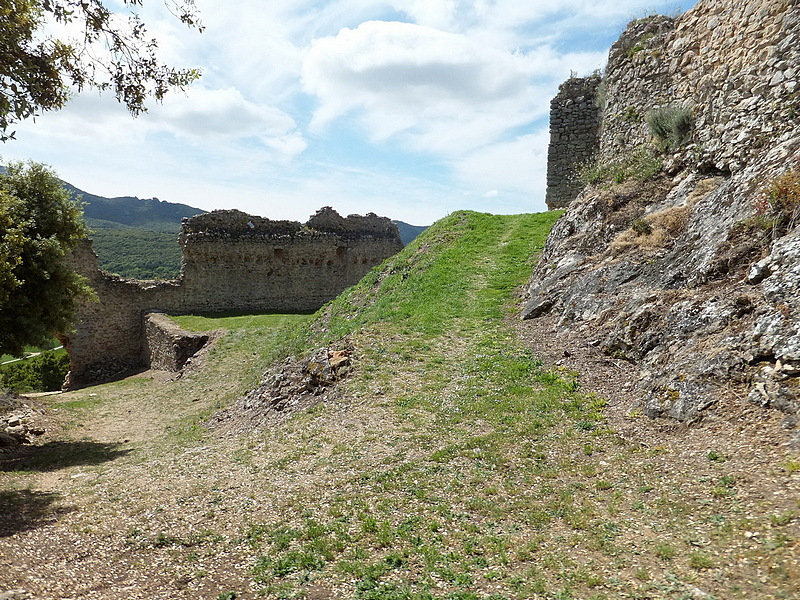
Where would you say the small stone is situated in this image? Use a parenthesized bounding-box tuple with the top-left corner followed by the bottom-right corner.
(5, 425, 28, 441)
(747, 257, 773, 284)
(0, 591, 35, 600)
(770, 71, 785, 86)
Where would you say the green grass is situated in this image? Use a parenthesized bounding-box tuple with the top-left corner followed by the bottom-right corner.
(231, 213, 598, 596)
(231, 211, 799, 599)
(1, 340, 62, 363)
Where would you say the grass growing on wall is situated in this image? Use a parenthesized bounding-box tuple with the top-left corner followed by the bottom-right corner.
(579, 147, 663, 185)
(646, 105, 693, 151)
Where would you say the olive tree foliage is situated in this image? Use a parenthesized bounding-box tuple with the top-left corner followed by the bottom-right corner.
(0, 161, 92, 357)
(0, 0, 203, 140)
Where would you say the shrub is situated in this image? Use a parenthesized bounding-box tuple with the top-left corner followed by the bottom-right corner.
(646, 105, 693, 151)
(631, 219, 653, 236)
(755, 168, 800, 236)
(623, 106, 642, 123)
(0, 349, 69, 392)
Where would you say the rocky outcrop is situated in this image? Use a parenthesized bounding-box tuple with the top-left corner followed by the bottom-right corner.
(525, 0, 800, 425)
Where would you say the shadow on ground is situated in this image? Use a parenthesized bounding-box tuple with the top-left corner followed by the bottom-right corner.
(0, 489, 73, 537)
(0, 441, 132, 473)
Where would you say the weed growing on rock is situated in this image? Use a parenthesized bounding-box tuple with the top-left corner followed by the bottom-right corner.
(579, 147, 662, 186)
(631, 218, 653, 235)
(646, 105, 693, 151)
(754, 167, 800, 237)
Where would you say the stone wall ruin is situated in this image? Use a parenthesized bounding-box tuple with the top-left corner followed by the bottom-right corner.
(545, 74, 603, 209)
(63, 207, 404, 388)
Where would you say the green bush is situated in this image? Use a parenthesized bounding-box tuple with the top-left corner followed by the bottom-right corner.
(631, 219, 653, 235)
(0, 349, 69, 392)
(646, 105, 693, 151)
(90, 228, 182, 279)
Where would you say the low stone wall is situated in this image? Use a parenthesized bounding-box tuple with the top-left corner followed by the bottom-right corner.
(144, 313, 209, 372)
(63, 207, 404, 388)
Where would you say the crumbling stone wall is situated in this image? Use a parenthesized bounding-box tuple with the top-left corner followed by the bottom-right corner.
(144, 313, 209, 372)
(526, 0, 800, 424)
(601, 0, 800, 174)
(63, 207, 403, 388)
(548, 0, 800, 198)
(545, 75, 602, 209)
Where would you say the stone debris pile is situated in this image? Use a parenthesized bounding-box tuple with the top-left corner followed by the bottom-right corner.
(244, 346, 353, 413)
(210, 343, 354, 433)
(0, 402, 46, 452)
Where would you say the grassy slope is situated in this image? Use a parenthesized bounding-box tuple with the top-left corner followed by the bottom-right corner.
(1, 211, 798, 600)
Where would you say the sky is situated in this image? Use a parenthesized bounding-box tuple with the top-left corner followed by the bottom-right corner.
(2, 0, 697, 226)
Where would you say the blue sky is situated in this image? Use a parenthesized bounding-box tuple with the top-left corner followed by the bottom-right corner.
(3, 0, 697, 225)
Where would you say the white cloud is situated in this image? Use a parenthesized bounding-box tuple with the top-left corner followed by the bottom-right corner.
(6, 0, 699, 226)
(394, 0, 458, 29)
(148, 87, 304, 150)
(303, 20, 572, 155)
(302, 19, 606, 158)
(12, 85, 306, 160)
(454, 129, 550, 210)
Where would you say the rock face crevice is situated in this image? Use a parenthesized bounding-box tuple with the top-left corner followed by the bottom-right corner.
(64, 207, 403, 389)
(525, 0, 800, 425)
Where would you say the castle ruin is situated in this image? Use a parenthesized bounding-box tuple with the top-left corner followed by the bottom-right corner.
(63, 207, 404, 388)
(545, 74, 603, 210)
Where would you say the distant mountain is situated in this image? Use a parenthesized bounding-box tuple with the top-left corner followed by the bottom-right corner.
(0, 165, 205, 233)
(393, 221, 428, 246)
(60, 182, 206, 233)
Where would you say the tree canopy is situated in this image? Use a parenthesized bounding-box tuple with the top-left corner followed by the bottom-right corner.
(0, 161, 91, 357)
(0, 0, 202, 140)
